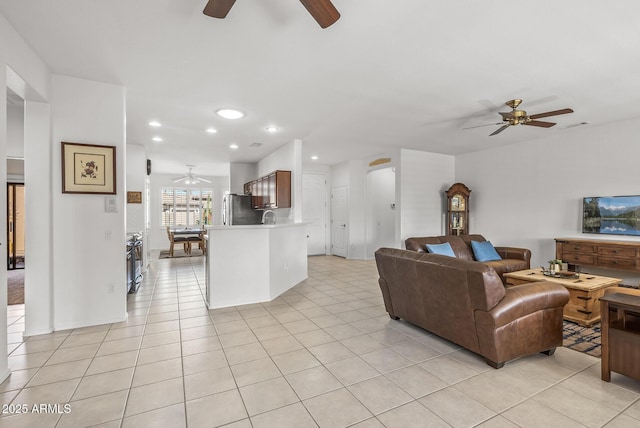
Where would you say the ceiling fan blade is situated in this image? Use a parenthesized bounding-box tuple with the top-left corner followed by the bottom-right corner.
(529, 108, 574, 120)
(524, 120, 556, 128)
(198, 177, 212, 184)
(462, 122, 502, 130)
(203, 0, 237, 18)
(172, 176, 188, 183)
(299, 0, 340, 28)
(490, 124, 511, 136)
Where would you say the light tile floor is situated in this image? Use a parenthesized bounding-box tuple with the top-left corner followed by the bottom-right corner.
(3, 255, 640, 427)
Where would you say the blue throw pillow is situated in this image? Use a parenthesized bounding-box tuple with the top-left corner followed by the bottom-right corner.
(471, 240, 502, 262)
(426, 242, 456, 257)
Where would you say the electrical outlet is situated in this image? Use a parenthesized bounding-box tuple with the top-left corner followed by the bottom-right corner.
(284, 263, 289, 272)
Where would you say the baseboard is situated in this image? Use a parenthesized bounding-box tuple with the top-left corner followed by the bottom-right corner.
(0, 368, 11, 384)
(23, 327, 54, 338)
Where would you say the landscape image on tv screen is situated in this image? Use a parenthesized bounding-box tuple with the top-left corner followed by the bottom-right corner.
(583, 195, 640, 236)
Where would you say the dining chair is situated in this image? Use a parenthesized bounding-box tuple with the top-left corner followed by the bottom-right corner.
(166, 227, 190, 257)
(187, 226, 206, 255)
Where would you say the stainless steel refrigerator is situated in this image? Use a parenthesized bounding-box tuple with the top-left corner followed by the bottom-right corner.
(223, 194, 262, 225)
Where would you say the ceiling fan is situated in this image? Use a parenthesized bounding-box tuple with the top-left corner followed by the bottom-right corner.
(469, 99, 574, 136)
(172, 165, 212, 185)
(203, 0, 340, 28)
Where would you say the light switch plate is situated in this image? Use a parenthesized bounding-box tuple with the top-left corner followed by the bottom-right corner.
(105, 196, 118, 213)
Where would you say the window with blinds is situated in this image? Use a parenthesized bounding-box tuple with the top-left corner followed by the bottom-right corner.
(161, 188, 213, 227)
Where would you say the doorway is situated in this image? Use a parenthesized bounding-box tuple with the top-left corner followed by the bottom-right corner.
(366, 167, 396, 258)
(7, 183, 25, 270)
(330, 186, 348, 257)
(302, 173, 327, 255)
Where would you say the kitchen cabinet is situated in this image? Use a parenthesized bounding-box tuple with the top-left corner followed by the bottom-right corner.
(244, 170, 291, 209)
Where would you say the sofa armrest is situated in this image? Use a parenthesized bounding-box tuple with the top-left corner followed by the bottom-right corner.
(479, 281, 569, 328)
(494, 247, 531, 264)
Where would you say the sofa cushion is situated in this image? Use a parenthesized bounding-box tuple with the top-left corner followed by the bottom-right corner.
(426, 242, 456, 257)
(471, 241, 502, 262)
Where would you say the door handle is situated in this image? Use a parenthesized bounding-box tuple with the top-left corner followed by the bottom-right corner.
(340, 224, 346, 227)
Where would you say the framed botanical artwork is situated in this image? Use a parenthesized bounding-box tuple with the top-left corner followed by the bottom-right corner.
(62, 142, 116, 194)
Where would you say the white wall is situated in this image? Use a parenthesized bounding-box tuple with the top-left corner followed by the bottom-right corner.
(0, 12, 52, 382)
(399, 149, 455, 241)
(126, 144, 146, 233)
(148, 173, 228, 250)
(229, 162, 255, 194)
(51, 75, 127, 330)
(6, 102, 23, 157)
(456, 118, 640, 284)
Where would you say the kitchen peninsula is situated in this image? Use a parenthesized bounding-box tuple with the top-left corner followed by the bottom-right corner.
(204, 223, 308, 308)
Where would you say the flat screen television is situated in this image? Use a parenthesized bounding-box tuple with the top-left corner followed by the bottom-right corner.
(582, 195, 640, 236)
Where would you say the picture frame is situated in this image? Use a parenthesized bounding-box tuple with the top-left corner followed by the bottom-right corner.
(127, 191, 142, 204)
(62, 142, 116, 194)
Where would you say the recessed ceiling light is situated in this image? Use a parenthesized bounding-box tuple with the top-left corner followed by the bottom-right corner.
(265, 126, 279, 133)
(152, 137, 163, 142)
(229, 143, 239, 149)
(206, 128, 217, 134)
(149, 121, 162, 127)
(216, 109, 245, 120)
(311, 155, 319, 160)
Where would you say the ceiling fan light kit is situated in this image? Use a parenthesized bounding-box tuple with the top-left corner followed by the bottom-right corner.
(203, 0, 340, 28)
(488, 99, 574, 136)
(172, 165, 212, 185)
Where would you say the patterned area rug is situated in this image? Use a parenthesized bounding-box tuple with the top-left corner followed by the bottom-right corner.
(159, 249, 205, 259)
(563, 320, 601, 358)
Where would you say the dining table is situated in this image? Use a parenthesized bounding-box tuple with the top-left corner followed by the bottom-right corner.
(170, 227, 206, 254)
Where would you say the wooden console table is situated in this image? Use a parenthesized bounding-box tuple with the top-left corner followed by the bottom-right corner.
(555, 238, 640, 272)
(600, 293, 640, 382)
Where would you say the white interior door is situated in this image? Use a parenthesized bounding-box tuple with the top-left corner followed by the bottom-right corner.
(331, 186, 348, 257)
(302, 173, 327, 255)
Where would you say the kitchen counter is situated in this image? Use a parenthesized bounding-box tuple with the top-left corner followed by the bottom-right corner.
(204, 223, 308, 308)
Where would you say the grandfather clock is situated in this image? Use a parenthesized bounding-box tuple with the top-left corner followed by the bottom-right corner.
(445, 183, 471, 236)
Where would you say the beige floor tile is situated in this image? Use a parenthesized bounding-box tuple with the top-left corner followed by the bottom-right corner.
(224, 342, 268, 365)
(27, 358, 91, 387)
(340, 334, 386, 355)
(86, 350, 138, 375)
(252, 325, 291, 341)
(179, 307, 210, 319)
(180, 316, 212, 329)
(137, 342, 182, 365)
(250, 402, 318, 428)
(104, 325, 145, 342)
(560, 371, 640, 412)
(0, 411, 61, 428)
(308, 341, 356, 364)
(261, 335, 304, 356)
(348, 417, 386, 428)
(303, 388, 372, 428)
(385, 364, 448, 399)
(239, 377, 299, 416)
(272, 349, 321, 375)
(420, 386, 496, 426)
(390, 339, 442, 363)
(420, 355, 483, 385)
(184, 366, 236, 401)
(475, 415, 520, 427)
(231, 357, 281, 387)
(9, 337, 65, 355)
(132, 357, 183, 387)
(219, 330, 258, 348)
(57, 390, 128, 428)
(141, 330, 181, 348)
(348, 375, 413, 415)
(244, 315, 281, 329)
(294, 329, 335, 348)
(360, 348, 412, 373)
(96, 336, 142, 356)
(73, 367, 134, 400)
(59, 330, 108, 348)
(532, 385, 619, 427)
(377, 401, 449, 428)
(215, 320, 251, 335)
(0, 368, 38, 393)
(180, 325, 217, 341)
(502, 399, 586, 428)
(183, 349, 228, 376)
(13, 378, 80, 406)
(121, 402, 186, 428)
(186, 389, 248, 428)
(286, 366, 342, 400)
(144, 319, 180, 335)
(8, 350, 53, 371)
(45, 343, 100, 366)
(125, 377, 184, 417)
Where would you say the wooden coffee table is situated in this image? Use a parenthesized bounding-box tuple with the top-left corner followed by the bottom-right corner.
(504, 268, 622, 326)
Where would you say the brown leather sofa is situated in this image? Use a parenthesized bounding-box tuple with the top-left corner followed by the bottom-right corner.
(375, 247, 569, 368)
(405, 234, 530, 284)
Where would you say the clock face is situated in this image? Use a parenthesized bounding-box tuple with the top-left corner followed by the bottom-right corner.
(452, 194, 465, 211)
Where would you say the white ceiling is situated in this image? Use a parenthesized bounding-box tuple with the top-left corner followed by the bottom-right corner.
(2, 0, 640, 176)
